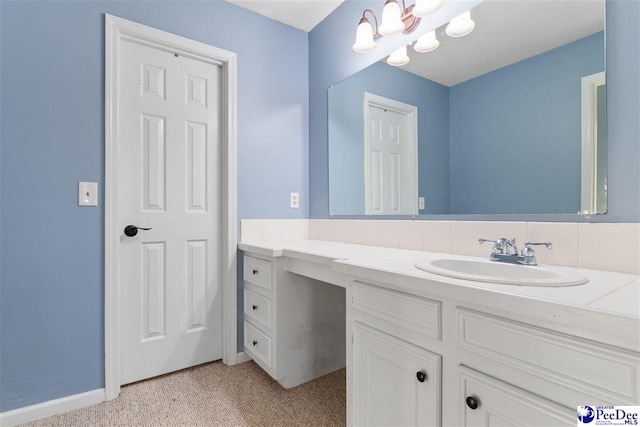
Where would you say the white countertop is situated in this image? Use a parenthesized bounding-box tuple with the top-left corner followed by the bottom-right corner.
(239, 239, 640, 350)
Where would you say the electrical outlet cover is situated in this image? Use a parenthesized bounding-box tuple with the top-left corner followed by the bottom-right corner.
(290, 192, 299, 208)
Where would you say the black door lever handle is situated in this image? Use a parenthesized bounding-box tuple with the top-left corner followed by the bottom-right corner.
(124, 225, 152, 237)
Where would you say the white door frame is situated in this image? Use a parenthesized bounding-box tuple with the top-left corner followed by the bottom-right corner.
(580, 71, 606, 215)
(363, 92, 419, 215)
(104, 14, 237, 400)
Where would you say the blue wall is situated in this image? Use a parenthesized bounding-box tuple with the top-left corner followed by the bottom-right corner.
(449, 32, 604, 214)
(0, 0, 308, 412)
(605, 0, 640, 222)
(310, 0, 640, 222)
(328, 62, 450, 215)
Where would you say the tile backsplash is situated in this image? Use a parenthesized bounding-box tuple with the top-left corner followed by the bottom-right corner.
(241, 219, 309, 242)
(240, 219, 640, 275)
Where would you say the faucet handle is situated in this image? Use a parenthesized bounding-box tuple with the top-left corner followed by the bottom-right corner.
(520, 241, 552, 265)
(479, 238, 498, 245)
(479, 238, 501, 252)
(479, 237, 518, 255)
(478, 237, 518, 255)
(521, 241, 552, 257)
(524, 241, 552, 250)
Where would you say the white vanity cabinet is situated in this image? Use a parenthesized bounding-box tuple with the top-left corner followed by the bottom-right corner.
(459, 366, 574, 426)
(347, 281, 443, 426)
(241, 252, 346, 389)
(455, 307, 639, 411)
(352, 323, 441, 426)
(239, 240, 639, 427)
(346, 277, 640, 427)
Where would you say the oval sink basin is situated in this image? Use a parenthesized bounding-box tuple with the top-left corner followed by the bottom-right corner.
(415, 258, 588, 287)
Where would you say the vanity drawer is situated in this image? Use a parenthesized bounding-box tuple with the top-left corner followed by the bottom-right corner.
(459, 365, 573, 426)
(244, 288, 272, 330)
(244, 321, 272, 368)
(352, 281, 441, 341)
(456, 307, 639, 404)
(243, 255, 272, 291)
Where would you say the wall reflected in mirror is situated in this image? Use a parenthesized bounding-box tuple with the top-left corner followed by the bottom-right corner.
(328, 0, 606, 216)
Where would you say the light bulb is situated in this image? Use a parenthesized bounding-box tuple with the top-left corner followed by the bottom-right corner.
(446, 10, 475, 37)
(353, 18, 376, 52)
(379, 0, 405, 36)
(387, 45, 410, 66)
(412, 0, 442, 17)
(414, 30, 439, 53)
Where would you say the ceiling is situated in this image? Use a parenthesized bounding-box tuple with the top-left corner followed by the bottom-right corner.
(401, 0, 605, 86)
(226, 0, 345, 32)
(226, 0, 604, 86)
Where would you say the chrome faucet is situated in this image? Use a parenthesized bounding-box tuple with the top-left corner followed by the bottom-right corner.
(479, 237, 518, 257)
(479, 237, 552, 266)
(520, 241, 553, 265)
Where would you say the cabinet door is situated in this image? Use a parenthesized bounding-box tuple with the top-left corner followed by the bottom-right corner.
(353, 323, 441, 427)
(459, 366, 573, 427)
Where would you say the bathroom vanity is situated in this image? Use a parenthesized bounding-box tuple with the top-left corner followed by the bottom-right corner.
(239, 240, 639, 426)
(242, 252, 345, 389)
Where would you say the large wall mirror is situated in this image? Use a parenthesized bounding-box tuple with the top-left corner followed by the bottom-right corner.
(328, 0, 606, 216)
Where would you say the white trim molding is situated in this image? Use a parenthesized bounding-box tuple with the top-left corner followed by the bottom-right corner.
(580, 71, 606, 215)
(0, 389, 105, 426)
(105, 14, 238, 401)
(236, 352, 252, 364)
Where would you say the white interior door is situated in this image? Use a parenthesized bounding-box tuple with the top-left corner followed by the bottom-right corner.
(364, 93, 418, 215)
(117, 37, 222, 385)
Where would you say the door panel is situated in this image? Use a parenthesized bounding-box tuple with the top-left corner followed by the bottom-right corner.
(186, 121, 208, 211)
(141, 242, 166, 341)
(118, 39, 222, 385)
(353, 323, 441, 426)
(366, 103, 415, 215)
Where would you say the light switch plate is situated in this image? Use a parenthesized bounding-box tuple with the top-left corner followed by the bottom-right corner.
(79, 182, 98, 206)
(419, 197, 425, 210)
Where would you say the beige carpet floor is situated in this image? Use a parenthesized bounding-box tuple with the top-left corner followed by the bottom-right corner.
(20, 361, 346, 427)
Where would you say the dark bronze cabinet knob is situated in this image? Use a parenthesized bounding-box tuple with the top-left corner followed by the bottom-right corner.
(416, 371, 427, 383)
(466, 396, 479, 410)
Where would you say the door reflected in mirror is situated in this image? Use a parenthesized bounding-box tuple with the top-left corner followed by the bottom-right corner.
(328, 0, 606, 216)
(363, 93, 419, 215)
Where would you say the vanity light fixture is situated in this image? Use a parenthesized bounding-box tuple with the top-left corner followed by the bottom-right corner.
(413, 30, 439, 52)
(353, 0, 429, 52)
(387, 45, 411, 66)
(379, 0, 407, 36)
(445, 10, 475, 37)
(353, 10, 378, 52)
(412, 0, 443, 17)
(353, 1, 475, 66)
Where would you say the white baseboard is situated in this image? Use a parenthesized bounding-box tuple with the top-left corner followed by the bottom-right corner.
(236, 351, 251, 364)
(1, 354, 250, 425)
(0, 388, 105, 426)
